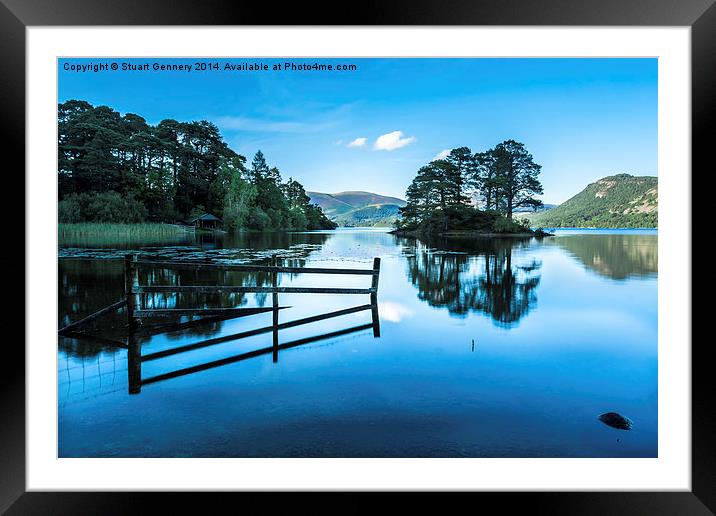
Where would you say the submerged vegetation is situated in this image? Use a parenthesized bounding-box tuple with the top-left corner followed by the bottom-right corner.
(396, 141, 546, 236)
(58, 100, 336, 231)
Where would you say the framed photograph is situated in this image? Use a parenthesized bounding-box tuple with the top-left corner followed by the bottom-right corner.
(4, 0, 711, 512)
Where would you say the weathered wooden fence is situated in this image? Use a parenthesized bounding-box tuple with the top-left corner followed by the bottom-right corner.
(123, 254, 380, 323)
(60, 254, 382, 394)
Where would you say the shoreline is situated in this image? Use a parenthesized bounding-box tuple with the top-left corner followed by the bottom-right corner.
(389, 229, 553, 238)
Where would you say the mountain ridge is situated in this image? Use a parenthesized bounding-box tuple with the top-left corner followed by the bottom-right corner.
(307, 190, 407, 227)
(517, 174, 657, 228)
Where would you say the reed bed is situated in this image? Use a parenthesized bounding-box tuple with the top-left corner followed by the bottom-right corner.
(58, 223, 194, 248)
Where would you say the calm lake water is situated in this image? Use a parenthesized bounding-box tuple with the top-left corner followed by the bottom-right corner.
(58, 228, 657, 457)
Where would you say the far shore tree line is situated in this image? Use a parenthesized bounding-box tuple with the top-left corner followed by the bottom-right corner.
(397, 141, 544, 233)
(57, 100, 336, 231)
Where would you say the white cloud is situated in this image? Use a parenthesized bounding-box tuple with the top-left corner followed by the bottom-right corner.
(379, 301, 414, 323)
(347, 137, 367, 148)
(432, 149, 451, 161)
(373, 131, 416, 151)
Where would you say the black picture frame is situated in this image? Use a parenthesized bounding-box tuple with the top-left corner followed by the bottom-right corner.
(2, 0, 711, 513)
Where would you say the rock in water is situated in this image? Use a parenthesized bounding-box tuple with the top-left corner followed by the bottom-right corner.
(598, 412, 633, 430)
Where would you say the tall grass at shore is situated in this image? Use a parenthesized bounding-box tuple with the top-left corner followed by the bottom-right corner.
(59, 223, 195, 248)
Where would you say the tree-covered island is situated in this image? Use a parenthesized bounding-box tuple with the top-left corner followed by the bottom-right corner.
(58, 100, 336, 232)
(394, 141, 550, 237)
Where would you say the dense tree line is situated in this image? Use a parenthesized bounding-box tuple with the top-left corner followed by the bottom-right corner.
(58, 100, 336, 230)
(397, 140, 543, 233)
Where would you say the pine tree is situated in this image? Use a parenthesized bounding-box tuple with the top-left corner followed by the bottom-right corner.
(445, 146, 474, 205)
(493, 140, 543, 218)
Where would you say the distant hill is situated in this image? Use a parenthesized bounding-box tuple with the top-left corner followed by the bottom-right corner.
(307, 191, 407, 227)
(513, 203, 557, 213)
(517, 174, 657, 228)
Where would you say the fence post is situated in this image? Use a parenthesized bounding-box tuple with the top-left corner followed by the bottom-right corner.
(124, 254, 138, 330)
(127, 330, 142, 394)
(272, 254, 279, 362)
(371, 257, 381, 338)
(125, 253, 142, 394)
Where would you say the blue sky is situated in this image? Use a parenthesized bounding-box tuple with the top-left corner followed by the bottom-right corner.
(58, 58, 657, 203)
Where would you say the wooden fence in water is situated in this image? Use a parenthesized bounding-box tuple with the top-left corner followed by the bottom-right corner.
(59, 254, 382, 394)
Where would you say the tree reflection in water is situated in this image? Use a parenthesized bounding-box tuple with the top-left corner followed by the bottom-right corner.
(550, 233, 657, 280)
(58, 231, 331, 359)
(402, 236, 542, 327)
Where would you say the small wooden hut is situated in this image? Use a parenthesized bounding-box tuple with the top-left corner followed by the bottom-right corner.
(189, 213, 222, 230)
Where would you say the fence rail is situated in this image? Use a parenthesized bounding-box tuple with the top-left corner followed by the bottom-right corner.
(141, 322, 374, 387)
(137, 260, 378, 276)
(125, 254, 380, 325)
(135, 285, 375, 294)
(140, 303, 375, 362)
(134, 307, 281, 318)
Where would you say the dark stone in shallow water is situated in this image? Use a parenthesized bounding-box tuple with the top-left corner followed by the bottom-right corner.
(598, 412, 633, 430)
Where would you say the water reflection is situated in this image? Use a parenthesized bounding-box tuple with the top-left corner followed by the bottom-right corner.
(129, 301, 380, 394)
(59, 260, 278, 356)
(61, 252, 382, 397)
(60, 300, 381, 400)
(552, 233, 657, 280)
(58, 229, 658, 458)
(59, 260, 128, 358)
(59, 230, 331, 263)
(59, 233, 333, 359)
(403, 237, 542, 327)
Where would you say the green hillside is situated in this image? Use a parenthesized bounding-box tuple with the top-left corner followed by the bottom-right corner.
(519, 174, 657, 228)
(304, 192, 354, 213)
(307, 191, 407, 227)
(333, 204, 404, 227)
